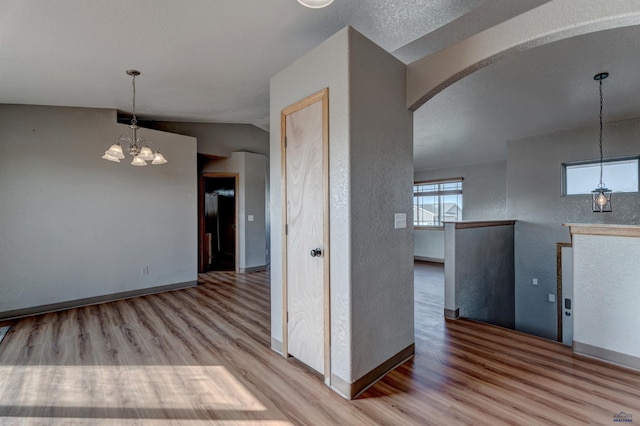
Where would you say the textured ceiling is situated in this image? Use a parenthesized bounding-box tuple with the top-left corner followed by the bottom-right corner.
(413, 24, 640, 171)
(0, 0, 488, 131)
(1, 0, 637, 170)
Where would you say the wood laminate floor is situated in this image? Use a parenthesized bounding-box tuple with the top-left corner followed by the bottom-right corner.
(1, 262, 639, 425)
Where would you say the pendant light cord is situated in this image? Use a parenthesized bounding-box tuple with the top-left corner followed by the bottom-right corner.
(131, 73, 137, 125)
(598, 77, 604, 188)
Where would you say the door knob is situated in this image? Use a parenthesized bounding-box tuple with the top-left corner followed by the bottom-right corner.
(310, 248, 322, 257)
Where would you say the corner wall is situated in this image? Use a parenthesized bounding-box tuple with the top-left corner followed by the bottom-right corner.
(270, 26, 414, 395)
(507, 117, 640, 339)
(0, 104, 197, 316)
(348, 29, 414, 383)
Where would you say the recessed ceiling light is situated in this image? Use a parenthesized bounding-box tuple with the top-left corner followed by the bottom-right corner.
(297, 0, 334, 8)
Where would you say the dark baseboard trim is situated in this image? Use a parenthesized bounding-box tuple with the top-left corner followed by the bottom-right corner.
(574, 341, 640, 372)
(331, 343, 415, 400)
(444, 308, 460, 319)
(271, 338, 283, 355)
(414, 256, 444, 264)
(240, 265, 267, 273)
(0, 280, 197, 321)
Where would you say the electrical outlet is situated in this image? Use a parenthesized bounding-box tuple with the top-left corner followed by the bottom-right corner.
(548, 294, 556, 303)
(532, 278, 538, 286)
(141, 266, 149, 276)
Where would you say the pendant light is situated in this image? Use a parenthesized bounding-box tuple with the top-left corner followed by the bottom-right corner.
(297, 0, 334, 8)
(102, 70, 168, 166)
(591, 72, 611, 212)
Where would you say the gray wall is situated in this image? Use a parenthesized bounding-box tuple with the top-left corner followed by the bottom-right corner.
(450, 224, 515, 329)
(349, 29, 414, 381)
(414, 161, 507, 261)
(508, 117, 640, 339)
(202, 152, 267, 270)
(0, 104, 197, 314)
(142, 121, 269, 157)
(270, 26, 414, 387)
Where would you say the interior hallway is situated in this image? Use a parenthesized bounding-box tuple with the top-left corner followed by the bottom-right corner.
(0, 263, 639, 424)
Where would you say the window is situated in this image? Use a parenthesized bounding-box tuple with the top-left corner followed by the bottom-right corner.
(564, 158, 639, 195)
(413, 179, 463, 227)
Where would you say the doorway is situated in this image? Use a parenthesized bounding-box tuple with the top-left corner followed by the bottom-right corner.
(281, 89, 330, 381)
(200, 174, 238, 272)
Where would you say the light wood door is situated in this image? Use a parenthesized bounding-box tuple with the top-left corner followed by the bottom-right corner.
(282, 90, 328, 375)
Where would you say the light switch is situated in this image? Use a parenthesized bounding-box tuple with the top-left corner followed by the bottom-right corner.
(548, 294, 556, 303)
(532, 278, 538, 286)
(248, 215, 254, 222)
(394, 213, 407, 229)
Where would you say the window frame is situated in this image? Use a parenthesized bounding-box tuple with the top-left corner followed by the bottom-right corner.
(562, 156, 640, 196)
(413, 177, 463, 229)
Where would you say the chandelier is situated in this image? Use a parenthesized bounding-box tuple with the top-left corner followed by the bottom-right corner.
(102, 70, 167, 166)
(591, 72, 611, 212)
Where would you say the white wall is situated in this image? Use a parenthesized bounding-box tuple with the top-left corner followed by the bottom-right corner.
(202, 152, 267, 270)
(0, 104, 197, 315)
(413, 161, 507, 261)
(507, 117, 640, 340)
(573, 233, 640, 365)
(414, 229, 445, 262)
(270, 26, 414, 390)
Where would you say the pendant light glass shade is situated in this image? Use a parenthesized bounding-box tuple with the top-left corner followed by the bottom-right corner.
(138, 146, 154, 161)
(592, 187, 612, 212)
(105, 142, 125, 159)
(297, 0, 334, 8)
(151, 152, 168, 165)
(101, 153, 121, 162)
(131, 155, 147, 166)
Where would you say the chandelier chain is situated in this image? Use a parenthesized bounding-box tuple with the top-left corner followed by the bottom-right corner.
(598, 77, 604, 188)
(131, 73, 137, 125)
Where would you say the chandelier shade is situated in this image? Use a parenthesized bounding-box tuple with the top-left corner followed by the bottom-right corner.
(102, 70, 167, 166)
(297, 0, 334, 8)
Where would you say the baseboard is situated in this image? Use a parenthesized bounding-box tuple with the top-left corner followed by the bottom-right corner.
(414, 256, 444, 264)
(573, 341, 640, 372)
(0, 280, 198, 321)
(444, 308, 460, 319)
(271, 338, 283, 355)
(239, 265, 267, 273)
(331, 343, 415, 400)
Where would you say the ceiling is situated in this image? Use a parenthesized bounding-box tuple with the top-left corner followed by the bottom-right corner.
(2, 0, 639, 170)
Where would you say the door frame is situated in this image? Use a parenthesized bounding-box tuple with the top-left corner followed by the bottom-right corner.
(199, 173, 240, 273)
(556, 241, 572, 342)
(281, 88, 330, 383)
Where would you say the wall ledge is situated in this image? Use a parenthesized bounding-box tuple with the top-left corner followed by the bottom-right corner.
(452, 220, 516, 229)
(564, 223, 640, 238)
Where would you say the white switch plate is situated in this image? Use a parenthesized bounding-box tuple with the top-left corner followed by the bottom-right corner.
(248, 215, 254, 222)
(532, 278, 538, 286)
(394, 213, 407, 229)
(548, 294, 556, 302)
